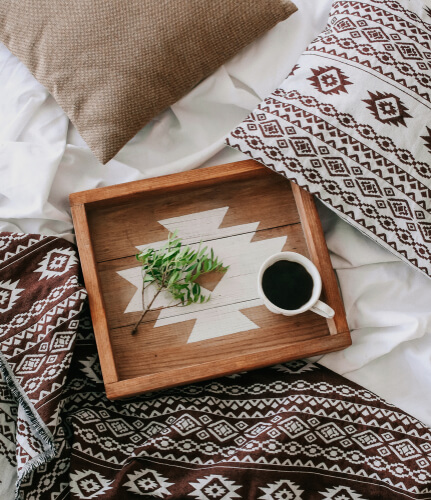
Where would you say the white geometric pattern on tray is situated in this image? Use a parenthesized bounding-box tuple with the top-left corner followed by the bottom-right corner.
(118, 207, 287, 343)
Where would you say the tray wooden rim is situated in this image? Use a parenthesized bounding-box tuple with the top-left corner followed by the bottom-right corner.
(70, 160, 351, 399)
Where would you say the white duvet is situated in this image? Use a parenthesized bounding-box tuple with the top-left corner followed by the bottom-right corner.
(0, 0, 430, 426)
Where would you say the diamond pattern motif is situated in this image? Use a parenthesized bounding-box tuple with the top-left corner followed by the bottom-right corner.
(316, 423, 346, 443)
(352, 430, 382, 449)
(279, 416, 310, 439)
(389, 439, 422, 461)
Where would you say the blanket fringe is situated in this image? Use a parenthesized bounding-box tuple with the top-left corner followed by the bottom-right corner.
(0, 352, 57, 500)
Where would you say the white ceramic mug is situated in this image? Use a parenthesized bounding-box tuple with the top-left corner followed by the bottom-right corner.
(257, 252, 335, 319)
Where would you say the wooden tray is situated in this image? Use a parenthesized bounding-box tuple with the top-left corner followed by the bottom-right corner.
(70, 160, 351, 399)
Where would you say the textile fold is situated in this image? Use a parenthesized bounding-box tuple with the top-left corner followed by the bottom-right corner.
(0, 232, 430, 499)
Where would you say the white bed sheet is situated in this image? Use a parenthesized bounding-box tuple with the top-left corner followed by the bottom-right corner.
(0, 0, 430, 426)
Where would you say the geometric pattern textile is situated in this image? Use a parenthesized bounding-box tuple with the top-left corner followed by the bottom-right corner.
(59, 349, 431, 500)
(226, 0, 431, 278)
(1, 232, 431, 499)
(0, 232, 86, 499)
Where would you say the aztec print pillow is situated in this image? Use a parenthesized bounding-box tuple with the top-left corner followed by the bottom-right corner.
(226, 0, 431, 278)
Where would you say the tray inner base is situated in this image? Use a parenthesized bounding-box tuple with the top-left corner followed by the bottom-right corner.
(87, 173, 333, 382)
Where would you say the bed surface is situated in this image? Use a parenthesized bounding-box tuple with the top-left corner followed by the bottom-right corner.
(0, 0, 430, 434)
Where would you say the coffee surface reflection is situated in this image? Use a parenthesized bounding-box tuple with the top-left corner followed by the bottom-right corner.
(261, 260, 313, 311)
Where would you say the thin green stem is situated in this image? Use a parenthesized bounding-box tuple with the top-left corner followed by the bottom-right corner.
(130, 287, 162, 335)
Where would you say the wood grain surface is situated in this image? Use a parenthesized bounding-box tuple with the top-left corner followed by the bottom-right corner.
(70, 160, 351, 399)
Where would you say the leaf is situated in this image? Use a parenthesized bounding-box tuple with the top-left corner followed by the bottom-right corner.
(132, 231, 228, 334)
(199, 246, 207, 257)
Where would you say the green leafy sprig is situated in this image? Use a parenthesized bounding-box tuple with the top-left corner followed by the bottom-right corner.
(131, 231, 228, 335)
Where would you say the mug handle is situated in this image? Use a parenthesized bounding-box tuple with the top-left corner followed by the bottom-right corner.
(310, 300, 335, 319)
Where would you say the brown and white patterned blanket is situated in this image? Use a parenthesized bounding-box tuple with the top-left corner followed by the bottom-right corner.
(1, 232, 431, 499)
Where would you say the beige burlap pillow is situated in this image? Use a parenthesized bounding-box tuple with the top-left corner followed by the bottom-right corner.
(0, 0, 297, 164)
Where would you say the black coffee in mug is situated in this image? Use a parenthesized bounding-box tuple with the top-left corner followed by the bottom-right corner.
(262, 260, 313, 310)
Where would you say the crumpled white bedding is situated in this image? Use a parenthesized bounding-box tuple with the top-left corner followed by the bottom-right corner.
(0, 0, 430, 426)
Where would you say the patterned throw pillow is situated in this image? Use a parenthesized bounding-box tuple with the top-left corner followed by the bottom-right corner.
(226, 0, 431, 277)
